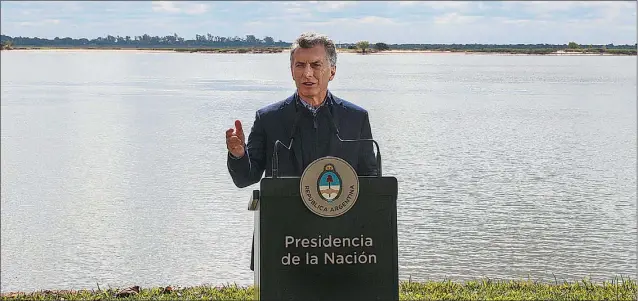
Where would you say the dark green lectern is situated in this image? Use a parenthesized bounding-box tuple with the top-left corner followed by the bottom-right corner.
(248, 155, 398, 301)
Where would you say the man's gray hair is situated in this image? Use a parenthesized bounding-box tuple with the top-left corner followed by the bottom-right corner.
(290, 32, 337, 67)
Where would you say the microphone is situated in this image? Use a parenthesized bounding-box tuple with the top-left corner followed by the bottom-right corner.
(271, 111, 302, 178)
(325, 109, 382, 177)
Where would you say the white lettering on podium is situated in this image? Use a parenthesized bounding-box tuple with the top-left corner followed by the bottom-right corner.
(284, 235, 373, 248)
(325, 251, 377, 265)
(281, 234, 377, 266)
(306, 253, 319, 264)
(281, 253, 301, 265)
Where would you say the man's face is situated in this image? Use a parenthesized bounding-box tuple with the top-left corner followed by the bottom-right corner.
(291, 45, 336, 102)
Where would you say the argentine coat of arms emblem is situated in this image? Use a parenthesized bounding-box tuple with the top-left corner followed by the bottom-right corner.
(300, 156, 359, 218)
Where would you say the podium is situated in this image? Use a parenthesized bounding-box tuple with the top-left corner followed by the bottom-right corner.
(248, 156, 399, 300)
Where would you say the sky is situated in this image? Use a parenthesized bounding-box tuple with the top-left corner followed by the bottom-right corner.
(1, 1, 636, 45)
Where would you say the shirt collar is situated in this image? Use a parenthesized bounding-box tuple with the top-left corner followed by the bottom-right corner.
(295, 90, 333, 116)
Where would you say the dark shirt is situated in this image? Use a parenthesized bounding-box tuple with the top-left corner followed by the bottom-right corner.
(293, 93, 335, 168)
(295, 92, 330, 116)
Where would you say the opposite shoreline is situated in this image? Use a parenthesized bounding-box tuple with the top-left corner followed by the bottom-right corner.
(1, 46, 635, 56)
(2, 277, 636, 301)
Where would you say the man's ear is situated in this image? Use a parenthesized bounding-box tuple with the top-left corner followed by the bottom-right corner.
(329, 66, 336, 81)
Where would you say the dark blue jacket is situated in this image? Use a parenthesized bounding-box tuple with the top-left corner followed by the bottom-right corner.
(227, 90, 378, 188)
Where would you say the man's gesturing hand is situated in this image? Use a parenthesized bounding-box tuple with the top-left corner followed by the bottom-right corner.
(226, 120, 246, 158)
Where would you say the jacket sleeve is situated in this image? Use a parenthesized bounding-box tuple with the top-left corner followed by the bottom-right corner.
(357, 111, 379, 176)
(227, 111, 267, 188)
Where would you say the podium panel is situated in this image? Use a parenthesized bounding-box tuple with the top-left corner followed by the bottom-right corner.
(255, 176, 398, 301)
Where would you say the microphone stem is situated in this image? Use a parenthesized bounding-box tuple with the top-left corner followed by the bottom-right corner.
(337, 135, 382, 177)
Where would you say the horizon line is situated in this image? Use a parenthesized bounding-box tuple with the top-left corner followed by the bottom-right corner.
(1, 33, 636, 46)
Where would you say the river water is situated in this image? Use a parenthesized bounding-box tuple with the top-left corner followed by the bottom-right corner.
(1, 50, 636, 292)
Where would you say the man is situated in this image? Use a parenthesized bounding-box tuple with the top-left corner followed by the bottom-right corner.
(226, 32, 378, 270)
(226, 32, 378, 188)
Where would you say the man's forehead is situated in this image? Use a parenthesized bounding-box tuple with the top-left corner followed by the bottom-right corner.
(294, 57, 324, 64)
(292, 47, 327, 63)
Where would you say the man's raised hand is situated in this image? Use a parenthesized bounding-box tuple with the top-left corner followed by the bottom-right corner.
(226, 120, 246, 158)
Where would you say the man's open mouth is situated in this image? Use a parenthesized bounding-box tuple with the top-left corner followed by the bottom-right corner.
(303, 82, 315, 86)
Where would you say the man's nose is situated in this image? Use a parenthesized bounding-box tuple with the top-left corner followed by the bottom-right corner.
(303, 65, 313, 77)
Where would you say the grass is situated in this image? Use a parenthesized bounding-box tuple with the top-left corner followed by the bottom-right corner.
(2, 277, 636, 301)
(400, 277, 637, 301)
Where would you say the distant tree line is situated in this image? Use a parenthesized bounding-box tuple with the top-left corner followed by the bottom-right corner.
(0, 33, 291, 48)
(383, 42, 636, 50)
(339, 40, 636, 55)
(1, 34, 636, 55)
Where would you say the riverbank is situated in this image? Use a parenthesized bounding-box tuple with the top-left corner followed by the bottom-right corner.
(1, 46, 286, 54)
(2, 278, 636, 300)
(1, 46, 636, 55)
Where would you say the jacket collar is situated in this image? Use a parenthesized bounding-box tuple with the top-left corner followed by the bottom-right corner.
(284, 89, 343, 106)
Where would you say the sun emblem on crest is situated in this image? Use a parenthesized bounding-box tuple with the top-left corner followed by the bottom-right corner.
(317, 164, 342, 203)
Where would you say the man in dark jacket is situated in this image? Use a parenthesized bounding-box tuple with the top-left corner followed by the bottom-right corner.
(226, 32, 377, 185)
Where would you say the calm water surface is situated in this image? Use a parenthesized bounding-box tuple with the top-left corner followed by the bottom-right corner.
(1, 50, 636, 292)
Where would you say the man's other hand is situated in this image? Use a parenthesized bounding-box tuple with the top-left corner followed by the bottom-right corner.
(226, 120, 246, 158)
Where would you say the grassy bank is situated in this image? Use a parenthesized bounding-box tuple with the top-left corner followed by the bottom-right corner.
(2, 46, 287, 53)
(2, 46, 636, 55)
(2, 278, 636, 301)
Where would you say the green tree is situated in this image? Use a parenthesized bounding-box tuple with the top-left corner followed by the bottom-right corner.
(356, 40, 370, 54)
(1, 40, 13, 50)
(567, 41, 580, 49)
(246, 35, 257, 44)
(263, 36, 274, 45)
(374, 42, 390, 51)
